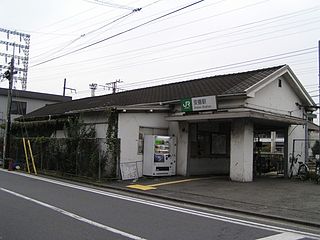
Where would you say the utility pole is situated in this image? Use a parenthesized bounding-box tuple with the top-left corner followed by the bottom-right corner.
(62, 78, 76, 96)
(63, 78, 66, 96)
(106, 79, 122, 94)
(2, 51, 15, 168)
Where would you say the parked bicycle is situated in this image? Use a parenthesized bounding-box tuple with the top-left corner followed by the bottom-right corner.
(315, 159, 320, 184)
(289, 153, 310, 181)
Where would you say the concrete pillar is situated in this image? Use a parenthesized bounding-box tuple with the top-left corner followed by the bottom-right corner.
(270, 131, 276, 153)
(177, 122, 189, 176)
(230, 119, 254, 182)
(283, 127, 289, 178)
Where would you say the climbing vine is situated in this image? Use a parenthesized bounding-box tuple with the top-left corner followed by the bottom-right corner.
(105, 108, 120, 177)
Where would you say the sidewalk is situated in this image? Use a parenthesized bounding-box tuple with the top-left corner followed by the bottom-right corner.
(102, 176, 320, 227)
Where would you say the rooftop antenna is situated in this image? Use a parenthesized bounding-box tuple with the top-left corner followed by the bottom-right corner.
(89, 83, 98, 97)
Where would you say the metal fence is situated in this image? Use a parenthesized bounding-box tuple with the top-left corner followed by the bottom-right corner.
(1, 137, 118, 181)
(291, 138, 319, 177)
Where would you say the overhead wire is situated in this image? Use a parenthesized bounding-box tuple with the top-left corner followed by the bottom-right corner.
(119, 47, 317, 89)
(31, 8, 141, 60)
(34, 24, 318, 77)
(29, 0, 206, 68)
(29, 47, 317, 91)
(29, 8, 320, 73)
(44, 0, 270, 58)
(29, 0, 142, 49)
(82, 0, 137, 10)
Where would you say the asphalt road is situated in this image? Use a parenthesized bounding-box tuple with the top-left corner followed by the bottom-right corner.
(0, 170, 319, 240)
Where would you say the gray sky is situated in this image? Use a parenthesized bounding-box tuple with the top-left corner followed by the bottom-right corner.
(0, 0, 319, 102)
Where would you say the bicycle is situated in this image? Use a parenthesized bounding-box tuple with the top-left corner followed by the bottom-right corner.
(289, 153, 310, 181)
(315, 159, 320, 184)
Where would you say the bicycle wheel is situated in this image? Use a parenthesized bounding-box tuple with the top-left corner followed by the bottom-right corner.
(298, 165, 309, 181)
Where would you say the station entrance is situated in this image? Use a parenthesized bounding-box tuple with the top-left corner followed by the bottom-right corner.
(253, 125, 287, 178)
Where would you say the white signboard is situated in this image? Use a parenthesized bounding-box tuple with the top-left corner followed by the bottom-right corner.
(192, 95, 217, 111)
(120, 162, 139, 180)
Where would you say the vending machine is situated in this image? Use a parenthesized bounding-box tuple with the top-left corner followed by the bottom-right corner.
(143, 135, 176, 176)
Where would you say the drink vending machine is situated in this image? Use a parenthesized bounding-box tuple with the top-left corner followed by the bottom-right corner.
(143, 135, 176, 176)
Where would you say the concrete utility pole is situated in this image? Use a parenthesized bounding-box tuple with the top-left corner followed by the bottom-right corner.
(106, 79, 122, 94)
(63, 78, 76, 96)
(2, 53, 15, 168)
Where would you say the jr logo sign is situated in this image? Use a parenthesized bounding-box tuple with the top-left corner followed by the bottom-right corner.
(181, 98, 192, 112)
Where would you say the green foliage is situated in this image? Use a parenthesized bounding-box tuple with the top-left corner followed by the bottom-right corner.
(11, 119, 67, 137)
(105, 109, 120, 177)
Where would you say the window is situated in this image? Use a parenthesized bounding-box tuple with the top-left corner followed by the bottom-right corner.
(10, 101, 27, 115)
(190, 122, 230, 158)
(278, 79, 282, 88)
(138, 127, 168, 154)
(211, 133, 227, 154)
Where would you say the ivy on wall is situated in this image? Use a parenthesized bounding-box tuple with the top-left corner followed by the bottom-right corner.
(105, 108, 120, 177)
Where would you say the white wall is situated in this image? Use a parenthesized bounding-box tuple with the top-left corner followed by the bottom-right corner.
(246, 77, 303, 118)
(82, 112, 108, 139)
(118, 112, 169, 177)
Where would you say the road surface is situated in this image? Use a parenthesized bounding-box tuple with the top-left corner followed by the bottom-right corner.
(0, 170, 319, 240)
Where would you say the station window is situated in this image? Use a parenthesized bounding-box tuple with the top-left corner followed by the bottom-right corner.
(190, 122, 230, 158)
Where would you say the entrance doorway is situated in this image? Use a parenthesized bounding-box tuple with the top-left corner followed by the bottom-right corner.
(253, 130, 285, 178)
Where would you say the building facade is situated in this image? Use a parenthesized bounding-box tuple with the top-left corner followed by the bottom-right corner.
(18, 65, 316, 182)
(0, 87, 71, 136)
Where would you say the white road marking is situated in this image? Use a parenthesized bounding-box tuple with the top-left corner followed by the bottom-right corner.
(0, 187, 146, 240)
(257, 232, 306, 240)
(1, 169, 320, 239)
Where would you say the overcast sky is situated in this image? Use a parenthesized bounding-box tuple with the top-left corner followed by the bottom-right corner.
(0, 0, 319, 102)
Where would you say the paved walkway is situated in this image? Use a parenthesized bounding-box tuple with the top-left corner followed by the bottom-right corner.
(105, 176, 320, 227)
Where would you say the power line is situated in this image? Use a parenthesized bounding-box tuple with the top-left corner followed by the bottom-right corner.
(29, 12, 320, 74)
(29, 4, 320, 71)
(28, 44, 317, 82)
(31, 8, 141, 60)
(68, 49, 319, 97)
(29, 0, 206, 68)
(29, 47, 317, 93)
(82, 0, 137, 10)
(119, 47, 317, 88)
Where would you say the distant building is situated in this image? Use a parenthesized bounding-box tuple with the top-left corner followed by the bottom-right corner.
(0, 88, 72, 136)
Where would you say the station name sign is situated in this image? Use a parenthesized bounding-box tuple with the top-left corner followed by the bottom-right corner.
(181, 95, 217, 112)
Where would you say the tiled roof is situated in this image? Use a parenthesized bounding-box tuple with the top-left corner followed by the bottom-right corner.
(0, 88, 72, 102)
(22, 65, 284, 119)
